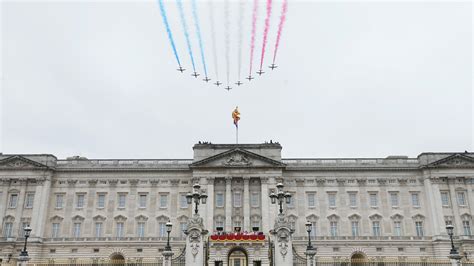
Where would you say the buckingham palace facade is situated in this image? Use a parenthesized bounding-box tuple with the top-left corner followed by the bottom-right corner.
(1, 142, 474, 263)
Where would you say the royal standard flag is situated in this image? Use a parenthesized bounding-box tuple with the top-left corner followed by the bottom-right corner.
(232, 107, 240, 128)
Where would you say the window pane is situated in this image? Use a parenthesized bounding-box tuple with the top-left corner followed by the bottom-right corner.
(137, 222, 145, 237)
(330, 221, 338, 236)
(160, 194, 168, 208)
(159, 223, 166, 237)
(73, 223, 81, 237)
(118, 194, 126, 208)
(95, 223, 102, 237)
(441, 192, 450, 206)
(139, 195, 147, 208)
(216, 193, 224, 207)
(372, 221, 381, 236)
(369, 193, 378, 207)
(411, 193, 420, 207)
(52, 223, 60, 238)
(349, 193, 357, 207)
(233, 192, 241, 207)
(307, 193, 316, 207)
(4, 223, 13, 237)
(351, 221, 359, 236)
(9, 194, 18, 208)
(415, 222, 424, 237)
(25, 193, 35, 208)
(328, 194, 336, 207)
(390, 193, 399, 207)
(180, 194, 188, 208)
(97, 194, 105, 208)
(56, 194, 63, 208)
(394, 221, 402, 236)
(457, 192, 466, 206)
(251, 193, 259, 207)
(76, 194, 85, 208)
(463, 221, 471, 235)
(116, 222, 124, 238)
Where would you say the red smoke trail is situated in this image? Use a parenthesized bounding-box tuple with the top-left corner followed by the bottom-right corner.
(272, 0, 288, 64)
(259, 0, 272, 71)
(248, 0, 258, 77)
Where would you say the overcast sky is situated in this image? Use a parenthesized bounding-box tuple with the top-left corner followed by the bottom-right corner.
(1, 1, 472, 159)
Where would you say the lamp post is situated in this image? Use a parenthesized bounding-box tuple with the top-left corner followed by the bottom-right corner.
(19, 225, 32, 257)
(269, 183, 292, 214)
(305, 221, 317, 266)
(446, 224, 462, 265)
(165, 220, 173, 251)
(186, 183, 208, 215)
(162, 220, 173, 266)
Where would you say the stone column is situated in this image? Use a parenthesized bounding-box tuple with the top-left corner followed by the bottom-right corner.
(185, 214, 208, 266)
(32, 176, 52, 238)
(261, 178, 270, 233)
(271, 213, 294, 265)
(305, 248, 317, 266)
(17, 254, 30, 266)
(206, 177, 215, 231)
(161, 250, 173, 266)
(423, 176, 444, 237)
(225, 177, 232, 231)
(243, 177, 250, 231)
(448, 180, 463, 236)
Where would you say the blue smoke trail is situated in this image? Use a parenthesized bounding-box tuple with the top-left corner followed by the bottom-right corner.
(176, 0, 196, 72)
(191, 0, 208, 78)
(157, 0, 181, 67)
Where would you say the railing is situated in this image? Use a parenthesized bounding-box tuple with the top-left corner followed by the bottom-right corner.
(42, 237, 186, 242)
(56, 159, 193, 167)
(283, 158, 419, 166)
(292, 235, 434, 241)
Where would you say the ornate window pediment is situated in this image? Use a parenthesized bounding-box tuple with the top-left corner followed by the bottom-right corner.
(288, 214, 298, 222)
(327, 214, 339, 221)
(93, 215, 106, 222)
(114, 215, 127, 222)
(50, 215, 64, 222)
(461, 213, 472, 220)
(348, 214, 361, 221)
(3, 215, 15, 222)
(177, 215, 188, 222)
(391, 214, 404, 221)
(369, 213, 383, 221)
(156, 215, 169, 222)
(306, 214, 319, 222)
(72, 215, 85, 222)
(412, 214, 425, 221)
(135, 215, 148, 222)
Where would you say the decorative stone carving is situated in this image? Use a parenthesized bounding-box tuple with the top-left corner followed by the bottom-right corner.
(108, 179, 119, 186)
(150, 180, 160, 186)
(88, 179, 98, 186)
(129, 179, 139, 186)
(223, 153, 252, 166)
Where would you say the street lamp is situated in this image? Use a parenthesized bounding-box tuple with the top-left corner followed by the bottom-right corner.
(186, 183, 208, 215)
(269, 183, 292, 214)
(19, 225, 32, 257)
(305, 221, 317, 266)
(165, 220, 173, 251)
(446, 224, 462, 262)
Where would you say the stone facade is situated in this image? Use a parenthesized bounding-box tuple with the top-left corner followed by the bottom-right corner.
(0, 143, 474, 264)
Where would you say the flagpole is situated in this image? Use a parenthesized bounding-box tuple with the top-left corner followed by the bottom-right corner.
(236, 126, 238, 144)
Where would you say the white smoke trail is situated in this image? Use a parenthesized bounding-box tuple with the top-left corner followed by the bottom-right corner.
(209, 1, 219, 81)
(237, 1, 245, 81)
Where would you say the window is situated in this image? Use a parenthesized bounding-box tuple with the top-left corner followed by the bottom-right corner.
(158, 222, 166, 237)
(9, 194, 18, 208)
(216, 193, 224, 207)
(349, 193, 357, 207)
(333, 247, 339, 252)
(463, 221, 471, 236)
(215, 220, 224, 230)
(393, 221, 402, 236)
(252, 220, 261, 230)
(116, 222, 124, 238)
(139, 194, 147, 208)
(93, 249, 99, 253)
(330, 221, 338, 236)
(233, 192, 242, 207)
(351, 221, 359, 236)
(118, 194, 126, 208)
(372, 221, 381, 236)
(287, 194, 294, 208)
(390, 192, 399, 207)
(95, 222, 102, 237)
(328, 193, 336, 208)
(73, 223, 81, 237)
(50, 249, 56, 253)
(251, 192, 260, 207)
(25, 193, 35, 208)
(159, 194, 168, 208)
(411, 193, 420, 207)
(76, 194, 85, 208)
(55, 194, 64, 208)
(307, 193, 316, 207)
(309, 222, 316, 237)
(457, 192, 467, 206)
(3, 222, 13, 237)
(52, 223, 60, 238)
(137, 222, 145, 237)
(180, 194, 188, 208)
(441, 191, 450, 206)
(415, 221, 424, 237)
(369, 193, 378, 207)
(180, 222, 187, 237)
(97, 194, 106, 208)
(376, 247, 383, 252)
(398, 247, 404, 252)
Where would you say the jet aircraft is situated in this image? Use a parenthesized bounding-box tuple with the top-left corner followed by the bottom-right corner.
(177, 66, 186, 73)
(225, 86, 232, 91)
(246, 75, 254, 81)
(269, 64, 278, 70)
(214, 81, 222, 86)
(235, 81, 243, 86)
(192, 72, 200, 78)
(257, 69, 265, 75)
(203, 77, 211, 82)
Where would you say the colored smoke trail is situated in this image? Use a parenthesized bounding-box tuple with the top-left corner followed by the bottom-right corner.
(237, 1, 245, 81)
(259, 0, 273, 71)
(191, 0, 208, 78)
(209, 1, 219, 81)
(176, 0, 196, 72)
(224, 0, 230, 85)
(272, 0, 288, 64)
(157, 0, 181, 67)
(248, 0, 258, 77)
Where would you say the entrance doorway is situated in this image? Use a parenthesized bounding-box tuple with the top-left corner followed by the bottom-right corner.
(228, 248, 248, 266)
(351, 253, 367, 266)
(110, 253, 125, 265)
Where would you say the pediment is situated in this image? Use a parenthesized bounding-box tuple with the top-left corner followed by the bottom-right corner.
(425, 154, 474, 169)
(191, 148, 285, 168)
(0, 156, 50, 170)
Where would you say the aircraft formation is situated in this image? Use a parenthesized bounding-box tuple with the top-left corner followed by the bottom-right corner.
(157, 0, 288, 91)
